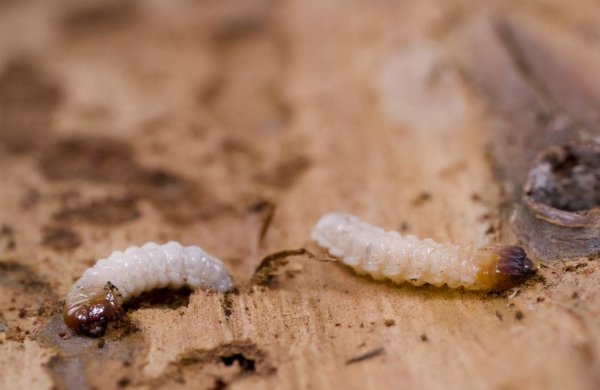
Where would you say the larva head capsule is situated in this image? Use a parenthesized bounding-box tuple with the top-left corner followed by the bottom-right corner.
(495, 245, 536, 278)
(63, 282, 121, 337)
(473, 245, 536, 291)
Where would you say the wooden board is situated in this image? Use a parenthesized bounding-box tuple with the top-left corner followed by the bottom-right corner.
(1, 1, 600, 389)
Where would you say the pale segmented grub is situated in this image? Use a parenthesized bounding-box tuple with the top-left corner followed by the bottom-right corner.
(64, 241, 233, 336)
(311, 213, 535, 291)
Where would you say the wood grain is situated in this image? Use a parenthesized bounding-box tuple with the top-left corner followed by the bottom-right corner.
(1, 1, 600, 389)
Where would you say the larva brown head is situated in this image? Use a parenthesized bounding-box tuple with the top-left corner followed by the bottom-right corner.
(63, 283, 120, 337)
(495, 245, 536, 278)
(473, 245, 536, 291)
(491, 245, 536, 290)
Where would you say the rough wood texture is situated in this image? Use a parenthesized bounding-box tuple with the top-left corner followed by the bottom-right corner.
(1, 1, 600, 389)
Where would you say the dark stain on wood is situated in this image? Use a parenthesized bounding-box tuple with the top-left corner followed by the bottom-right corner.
(0, 59, 63, 153)
(41, 226, 82, 251)
(39, 136, 232, 224)
(61, 0, 138, 35)
(54, 196, 141, 226)
(153, 340, 276, 388)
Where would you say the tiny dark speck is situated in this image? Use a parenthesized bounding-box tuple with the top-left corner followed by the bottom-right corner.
(399, 221, 410, 232)
(413, 192, 432, 206)
(495, 311, 503, 321)
(515, 310, 524, 321)
(571, 292, 579, 299)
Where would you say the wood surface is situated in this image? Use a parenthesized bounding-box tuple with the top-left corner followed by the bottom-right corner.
(1, 1, 600, 389)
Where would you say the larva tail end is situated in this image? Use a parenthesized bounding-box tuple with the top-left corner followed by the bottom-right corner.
(495, 245, 536, 283)
(64, 283, 121, 337)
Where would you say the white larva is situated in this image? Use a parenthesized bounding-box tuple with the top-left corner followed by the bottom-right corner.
(311, 213, 535, 291)
(64, 241, 233, 336)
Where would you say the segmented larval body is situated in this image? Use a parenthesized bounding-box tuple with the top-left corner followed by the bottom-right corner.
(311, 213, 534, 291)
(64, 241, 232, 336)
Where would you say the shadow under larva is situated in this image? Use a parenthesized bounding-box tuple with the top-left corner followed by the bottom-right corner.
(63, 241, 233, 337)
(311, 212, 536, 292)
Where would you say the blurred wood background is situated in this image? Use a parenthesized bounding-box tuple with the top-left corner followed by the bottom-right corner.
(1, 1, 600, 389)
